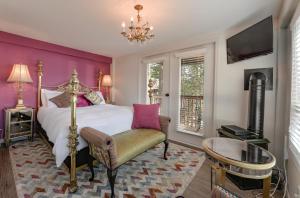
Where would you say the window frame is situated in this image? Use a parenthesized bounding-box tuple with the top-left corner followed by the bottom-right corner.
(175, 48, 209, 137)
(289, 7, 300, 167)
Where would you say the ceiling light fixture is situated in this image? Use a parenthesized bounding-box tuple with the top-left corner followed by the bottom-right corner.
(121, 4, 154, 43)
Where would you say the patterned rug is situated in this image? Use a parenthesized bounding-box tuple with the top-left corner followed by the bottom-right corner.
(10, 138, 205, 198)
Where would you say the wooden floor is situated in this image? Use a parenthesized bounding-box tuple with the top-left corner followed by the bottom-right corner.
(0, 148, 18, 198)
(0, 143, 282, 198)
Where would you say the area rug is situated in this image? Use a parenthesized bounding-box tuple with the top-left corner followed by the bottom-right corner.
(10, 138, 205, 198)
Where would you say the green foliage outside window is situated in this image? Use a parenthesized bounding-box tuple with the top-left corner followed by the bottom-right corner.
(148, 61, 204, 97)
(181, 63, 204, 96)
(148, 62, 163, 95)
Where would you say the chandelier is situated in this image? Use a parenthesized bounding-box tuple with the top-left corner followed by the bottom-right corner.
(121, 4, 154, 43)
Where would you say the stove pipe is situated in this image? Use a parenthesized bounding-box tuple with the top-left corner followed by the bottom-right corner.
(247, 72, 266, 138)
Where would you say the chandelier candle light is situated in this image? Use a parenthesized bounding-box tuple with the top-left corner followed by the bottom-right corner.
(121, 4, 154, 43)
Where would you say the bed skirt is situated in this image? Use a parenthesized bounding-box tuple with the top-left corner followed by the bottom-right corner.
(37, 122, 89, 169)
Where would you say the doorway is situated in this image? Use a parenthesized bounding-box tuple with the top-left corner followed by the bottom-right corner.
(142, 44, 215, 146)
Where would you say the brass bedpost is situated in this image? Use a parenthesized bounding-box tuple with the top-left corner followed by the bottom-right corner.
(37, 60, 43, 111)
(98, 70, 103, 91)
(68, 69, 79, 193)
(148, 79, 154, 104)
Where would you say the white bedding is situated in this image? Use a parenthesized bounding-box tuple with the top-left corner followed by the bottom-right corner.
(37, 104, 133, 167)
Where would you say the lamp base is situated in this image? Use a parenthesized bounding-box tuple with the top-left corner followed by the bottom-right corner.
(15, 99, 26, 109)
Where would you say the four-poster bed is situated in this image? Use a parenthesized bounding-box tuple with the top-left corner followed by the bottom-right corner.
(36, 60, 161, 193)
(37, 60, 105, 192)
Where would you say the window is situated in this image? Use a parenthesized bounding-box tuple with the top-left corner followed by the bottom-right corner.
(290, 16, 300, 158)
(178, 56, 205, 133)
(147, 62, 163, 104)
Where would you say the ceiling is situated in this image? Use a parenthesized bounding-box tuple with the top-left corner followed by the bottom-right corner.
(0, 0, 281, 58)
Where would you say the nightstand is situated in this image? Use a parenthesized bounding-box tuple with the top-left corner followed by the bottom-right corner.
(4, 107, 35, 146)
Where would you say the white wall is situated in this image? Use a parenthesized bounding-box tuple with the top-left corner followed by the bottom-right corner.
(214, 32, 277, 151)
(114, 54, 140, 105)
(288, 150, 300, 197)
(114, 16, 281, 163)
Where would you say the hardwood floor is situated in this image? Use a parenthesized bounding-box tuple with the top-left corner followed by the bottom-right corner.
(0, 142, 282, 198)
(0, 147, 17, 198)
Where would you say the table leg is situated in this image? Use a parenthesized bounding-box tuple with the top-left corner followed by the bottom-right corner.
(263, 176, 271, 198)
(210, 166, 213, 190)
(215, 167, 226, 187)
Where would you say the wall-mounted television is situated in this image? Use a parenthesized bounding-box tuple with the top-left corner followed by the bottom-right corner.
(226, 16, 273, 64)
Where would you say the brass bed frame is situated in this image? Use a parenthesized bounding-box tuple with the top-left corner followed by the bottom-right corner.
(36, 60, 156, 192)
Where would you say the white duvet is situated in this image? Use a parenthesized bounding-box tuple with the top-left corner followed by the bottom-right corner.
(37, 104, 133, 167)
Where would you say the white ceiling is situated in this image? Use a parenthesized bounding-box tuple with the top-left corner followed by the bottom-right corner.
(0, 0, 281, 58)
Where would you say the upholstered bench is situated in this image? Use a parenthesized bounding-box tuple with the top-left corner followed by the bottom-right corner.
(80, 115, 171, 198)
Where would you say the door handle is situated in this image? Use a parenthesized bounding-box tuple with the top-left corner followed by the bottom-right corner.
(165, 93, 170, 97)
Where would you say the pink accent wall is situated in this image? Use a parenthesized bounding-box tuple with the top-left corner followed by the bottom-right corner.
(0, 31, 112, 140)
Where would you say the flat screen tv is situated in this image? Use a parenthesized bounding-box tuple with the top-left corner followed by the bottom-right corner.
(227, 16, 273, 64)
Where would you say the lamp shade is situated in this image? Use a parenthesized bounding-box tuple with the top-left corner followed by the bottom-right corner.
(102, 75, 112, 87)
(7, 64, 33, 83)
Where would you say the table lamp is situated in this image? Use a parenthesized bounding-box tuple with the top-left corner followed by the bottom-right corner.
(102, 74, 112, 103)
(7, 64, 33, 109)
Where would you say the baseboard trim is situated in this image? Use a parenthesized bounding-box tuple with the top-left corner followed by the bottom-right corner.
(169, 139, 204, 152)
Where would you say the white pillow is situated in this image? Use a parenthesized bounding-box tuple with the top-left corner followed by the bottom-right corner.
(41, 89, 63, 108)
(96, 91, 106, 104)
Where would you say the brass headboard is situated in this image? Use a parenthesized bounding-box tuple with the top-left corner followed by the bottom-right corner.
(36, 60, 103, 111)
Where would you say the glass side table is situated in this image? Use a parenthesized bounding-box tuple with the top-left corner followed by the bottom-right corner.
(4, 107, 35, 146)
(203, 137, 276, 198)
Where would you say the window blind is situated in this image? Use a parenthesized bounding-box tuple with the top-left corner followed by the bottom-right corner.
(181, 56, 205, 65)
(290, 16, 300, 157)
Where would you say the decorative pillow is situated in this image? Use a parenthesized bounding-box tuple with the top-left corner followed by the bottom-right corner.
(131, 104, 161, 130)
(96, 91, 106, 104)
(49, 92, 71, 108)
(41, 89, 63, 107)
(84, 91, 103, 105)
(77, 94, 92, 107)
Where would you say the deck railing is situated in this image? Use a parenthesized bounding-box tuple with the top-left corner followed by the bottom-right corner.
(151, 94, 204, 133)
(179, 95, 204, 132)
(148, 79, 204, 133)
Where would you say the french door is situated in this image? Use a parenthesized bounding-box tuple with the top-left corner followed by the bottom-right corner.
(143, 44, 214, 146)
(143, 56, 170, 116)
(171, 44, 215, 141)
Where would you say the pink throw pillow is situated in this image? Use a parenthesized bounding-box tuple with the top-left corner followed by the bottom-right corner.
(77, 95, 92, 107)
(131, 104, 161, 130)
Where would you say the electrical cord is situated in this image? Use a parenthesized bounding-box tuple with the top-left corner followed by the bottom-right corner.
(283, 159, 289, 198)
(253, 166, 282, 198)
(270, 168, 281, 197)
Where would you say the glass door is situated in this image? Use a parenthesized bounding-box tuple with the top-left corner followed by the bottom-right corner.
(178, 56, 205, 133)
(171, 44, 214, 140)
(140, 44, 214, 146)
(145, 57, 170, 116)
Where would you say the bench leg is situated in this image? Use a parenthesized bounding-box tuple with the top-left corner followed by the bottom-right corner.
(164, 140, 169, 160)
(107, 168, 118, 198)
(88, 154, 94, 182)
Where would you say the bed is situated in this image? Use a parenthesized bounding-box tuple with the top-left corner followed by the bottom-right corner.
(35, 60, 151, 192)
(37, 104, 133, 166)
(37, 61, 154, 192)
